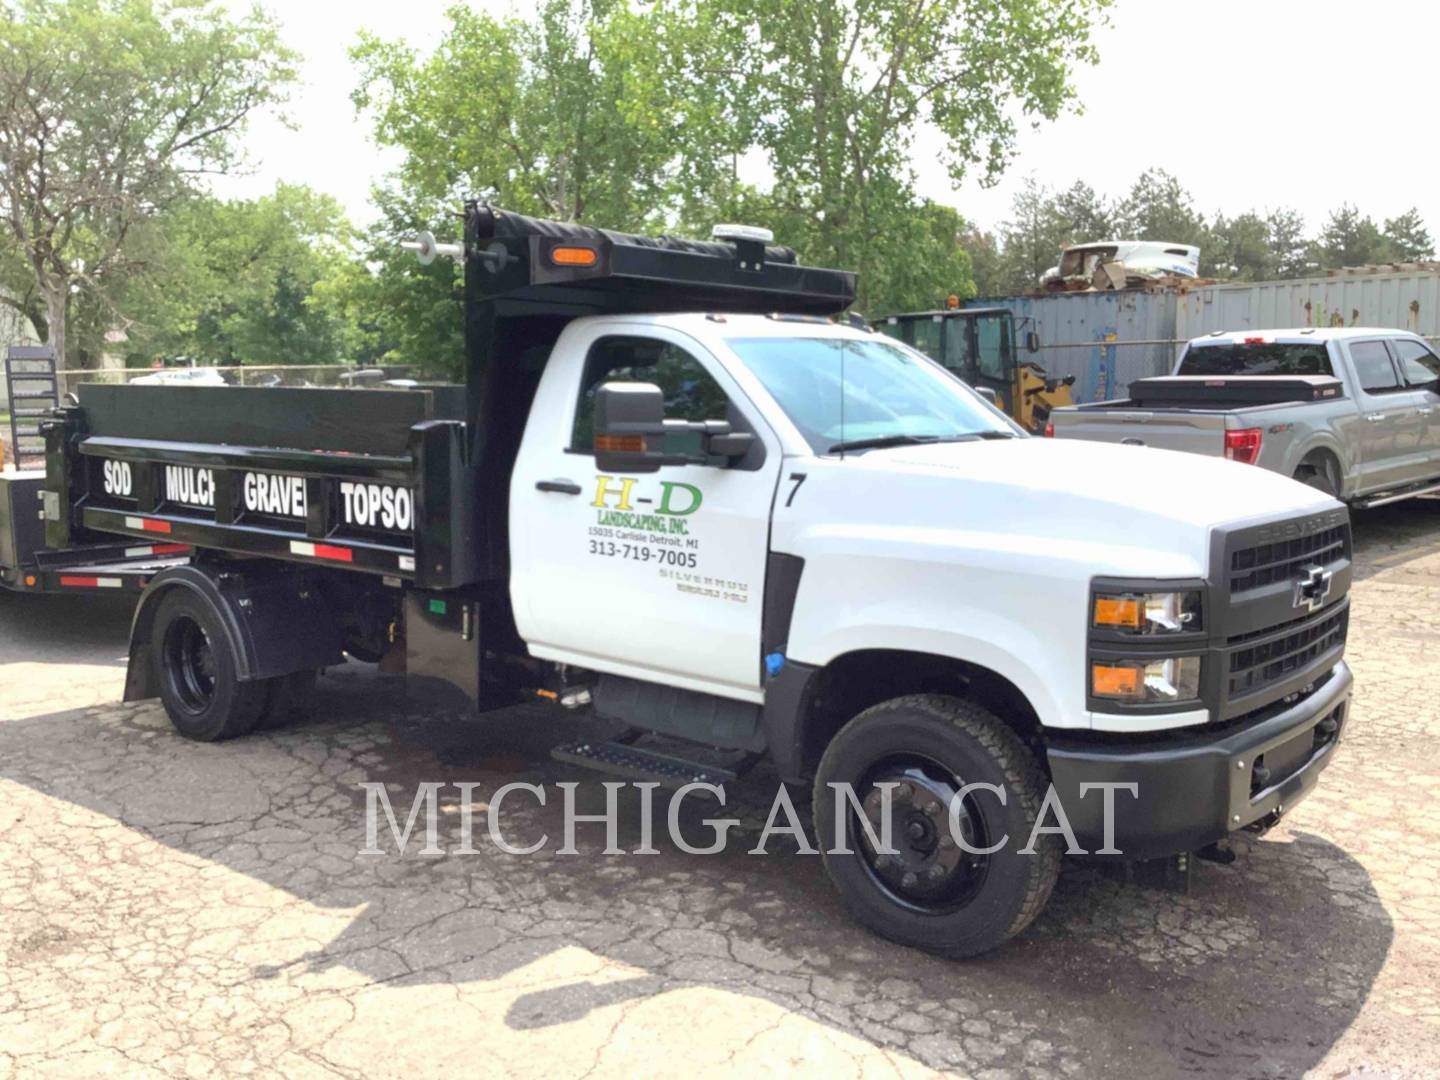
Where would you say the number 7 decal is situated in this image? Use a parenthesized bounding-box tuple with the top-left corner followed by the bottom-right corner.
(785, 472, 807, 508)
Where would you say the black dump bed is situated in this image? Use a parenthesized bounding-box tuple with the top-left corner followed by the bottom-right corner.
(44, 204, 856, 590)
(1127, 374, 1344, 408)
(48, 383, 473, 588)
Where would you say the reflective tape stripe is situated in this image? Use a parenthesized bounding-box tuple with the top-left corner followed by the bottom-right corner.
(59, 576, 123, 588)
(123, 516, 172, 534)
(290, 541, 353, 563)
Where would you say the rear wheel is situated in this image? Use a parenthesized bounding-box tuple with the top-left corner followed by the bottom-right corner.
(1295, 458, 1339, 497)
(152, 591, 268, 742)
(255, 670, 319, 731)
(813, 694, 1061, 958)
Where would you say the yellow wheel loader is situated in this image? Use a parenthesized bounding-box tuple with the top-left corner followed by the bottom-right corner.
(876, 303, 1075, 433)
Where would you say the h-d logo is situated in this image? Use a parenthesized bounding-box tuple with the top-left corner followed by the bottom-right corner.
(1294, 563, 1333, 613)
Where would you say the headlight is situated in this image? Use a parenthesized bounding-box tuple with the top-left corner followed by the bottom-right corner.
(1092, 657, 1202, 703)
(1093, 590, 1202, 634)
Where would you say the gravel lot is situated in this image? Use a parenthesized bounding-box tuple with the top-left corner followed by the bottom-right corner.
(2, 501, 1438, 1079)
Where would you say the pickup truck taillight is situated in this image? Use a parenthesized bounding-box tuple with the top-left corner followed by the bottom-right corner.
(1043, 421, 1054, 437)
(1224, 427, 1263, 465)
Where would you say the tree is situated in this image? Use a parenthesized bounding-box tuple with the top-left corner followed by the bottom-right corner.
(1267, 207, 1311, 279)
(1113, 168, 1207, 247)
(989, 178, 1113, 294)
(696, 0, 1111, 309)
(1382, 208, 1434, 262)
(1205, 212, 1271, 280)
(1310, 204, 1391, 270)
(116, 184, 358, 367)
(0, 0, 295, 368)
(351, 1, 703, 228)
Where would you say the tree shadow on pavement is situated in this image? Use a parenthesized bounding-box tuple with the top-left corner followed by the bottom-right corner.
(0, 664, 1395, 1078)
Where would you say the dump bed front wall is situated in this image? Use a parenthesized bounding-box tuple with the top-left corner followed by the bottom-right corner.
(76, 383, 464, 457)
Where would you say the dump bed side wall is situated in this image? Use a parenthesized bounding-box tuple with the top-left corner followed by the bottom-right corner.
(50, 384, 482, 589)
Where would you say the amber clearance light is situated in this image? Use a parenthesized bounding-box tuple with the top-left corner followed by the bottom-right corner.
(550, 246, 598, 267)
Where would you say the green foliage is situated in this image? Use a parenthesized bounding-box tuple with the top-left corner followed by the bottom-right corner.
(117, 184, 358, 366)
(991, 179, 1114, 293)
(0, 0, 297, 367)
(1113, 169, 1207, 249)
(970, 169, 1437, 290)
(349, 0, 1109, 338)
(1381, 208, 1434, 262)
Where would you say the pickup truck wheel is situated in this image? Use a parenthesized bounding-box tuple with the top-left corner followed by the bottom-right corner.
(1295, 461, 1338, 497)
(813, 694, 1061, 958)
(152, 591, 268, 742)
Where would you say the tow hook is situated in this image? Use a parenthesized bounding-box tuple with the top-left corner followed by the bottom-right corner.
(1245, 808, 1285, 836)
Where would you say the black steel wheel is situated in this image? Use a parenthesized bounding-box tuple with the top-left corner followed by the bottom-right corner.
(813, 694, 1061, 958)
(151, 590, 268, 741)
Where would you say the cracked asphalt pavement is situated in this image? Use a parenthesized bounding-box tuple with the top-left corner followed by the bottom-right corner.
(2, 502, 1438, 1078)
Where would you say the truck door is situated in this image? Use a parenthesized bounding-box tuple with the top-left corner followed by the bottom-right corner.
(1391, 337, 1440, 477)
(510, 325, 780, 700)
(1348, 339, 1419, 492)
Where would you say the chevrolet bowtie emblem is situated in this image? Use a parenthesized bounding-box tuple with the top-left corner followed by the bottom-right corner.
(1294, 564, 1333, 613)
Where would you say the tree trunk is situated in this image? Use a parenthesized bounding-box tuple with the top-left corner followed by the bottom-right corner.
(41, 283, 67, 369)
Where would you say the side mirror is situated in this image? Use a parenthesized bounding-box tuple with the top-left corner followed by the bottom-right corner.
(974, 386, 1000, 406)
(593, 382, 754, 472)
(1025, 331, 1041, 354)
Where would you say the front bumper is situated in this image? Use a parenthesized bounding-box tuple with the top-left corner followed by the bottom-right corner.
(1046, 660, 1352, 860)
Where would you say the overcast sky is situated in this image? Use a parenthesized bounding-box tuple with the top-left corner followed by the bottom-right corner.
(214, 0, 1440, 239)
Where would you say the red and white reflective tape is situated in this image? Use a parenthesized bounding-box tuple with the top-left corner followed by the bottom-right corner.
(123, 516, 173, 534)
(124, 543, 190, 558)
(59, 575, 123, 589)
(398, 555, 415, 572)
(290, 540, 353, 563)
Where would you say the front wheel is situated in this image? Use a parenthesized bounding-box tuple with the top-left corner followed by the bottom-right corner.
(812, 695, 1061, 958)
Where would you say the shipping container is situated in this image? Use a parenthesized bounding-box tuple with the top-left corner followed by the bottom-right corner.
(966, 290, 1179, 402)
(1175, 269, 1440, 343)
(970, 266, 1440, 402)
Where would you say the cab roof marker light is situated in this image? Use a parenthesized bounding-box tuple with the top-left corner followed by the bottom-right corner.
(711, 223, 774, 244)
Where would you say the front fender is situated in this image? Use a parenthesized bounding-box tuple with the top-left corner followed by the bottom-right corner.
(781, 544, 1101, 731)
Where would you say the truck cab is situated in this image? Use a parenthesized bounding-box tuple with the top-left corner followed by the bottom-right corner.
(36, 206, 1355, 958)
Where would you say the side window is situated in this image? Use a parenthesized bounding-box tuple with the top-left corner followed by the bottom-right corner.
(1350, 341, 1402, 394)
(571, 336, 731, 451)
(1393, 338, 1440, 387)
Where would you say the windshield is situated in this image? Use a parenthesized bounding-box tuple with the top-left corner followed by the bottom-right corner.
(725, 335, 1018, 454)
(1179, 342, 1334, 377)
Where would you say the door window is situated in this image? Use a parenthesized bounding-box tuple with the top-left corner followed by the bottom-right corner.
(1393, 338, 1440, 387)
(974, 316, 1010, 381)
(571, 336, 731, 451)
(1350, 341, 1403, 393)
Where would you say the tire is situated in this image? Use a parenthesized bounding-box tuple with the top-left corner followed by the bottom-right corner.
(1295, 461, 1338, 497)
(151, 590, 269, 742)
(255, 670, 319, 731)
(812, 694, 1061, 958)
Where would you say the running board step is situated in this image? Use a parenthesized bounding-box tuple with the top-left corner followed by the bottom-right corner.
(1353, 478, 1440, 509)
(551, 738, 744, 789)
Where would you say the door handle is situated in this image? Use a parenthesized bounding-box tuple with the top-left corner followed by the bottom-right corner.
(1365, 413, 1386, 422)
(1419, 407, 1435, 416)
(536, 479, 582, 495)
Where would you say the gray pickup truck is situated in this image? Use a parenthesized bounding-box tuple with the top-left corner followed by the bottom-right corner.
(1049, 327, 1440, 507)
